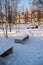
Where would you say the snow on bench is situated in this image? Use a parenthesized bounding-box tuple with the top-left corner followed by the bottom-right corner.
(15, 33, 29, 43)
(0, 39, 13, 57)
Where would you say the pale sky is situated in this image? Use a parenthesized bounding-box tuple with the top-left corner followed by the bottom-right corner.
(0, 0, 33, 11)
(18, 0, 33, 11)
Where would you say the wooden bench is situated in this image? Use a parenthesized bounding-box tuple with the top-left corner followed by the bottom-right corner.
(15, 34, 29, 43)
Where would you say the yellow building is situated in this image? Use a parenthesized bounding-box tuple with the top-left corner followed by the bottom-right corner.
(17, 11, 43, 23)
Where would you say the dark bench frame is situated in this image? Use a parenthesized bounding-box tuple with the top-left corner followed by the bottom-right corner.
(0, 47, 13, 57)
(15, 35, 29, 43)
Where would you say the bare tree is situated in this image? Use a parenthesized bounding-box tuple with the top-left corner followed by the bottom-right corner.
(0, 2, 5, 36)
(5, 0, 8, 38)
(11, 0, 20, 32)
(12, 0, 20, 24)
(24, 8, 29, 23)
(3, 0, 20, 37)
(0, 0, 20, 36)
(7, 0, 12, 32)
(0, 3, 2, 23)
(31, 0, 43, 22)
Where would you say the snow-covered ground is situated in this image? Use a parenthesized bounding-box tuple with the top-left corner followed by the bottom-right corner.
(0, 24, 43, 65)
(0, 36, 43, 65)
(0, 24, 43, 37)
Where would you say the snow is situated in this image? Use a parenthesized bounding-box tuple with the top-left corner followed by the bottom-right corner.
(0, 36, 43, 65)
(0, 37, 13, 55)
(0, 24, 43, 65)
(15, 32, 28, 40)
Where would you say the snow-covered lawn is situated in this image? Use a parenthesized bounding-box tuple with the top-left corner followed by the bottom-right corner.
(0, 36, 43, 65)
(0, 24, 43, 65)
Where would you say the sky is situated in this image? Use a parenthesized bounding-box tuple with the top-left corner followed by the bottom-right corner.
(19, 0, 32, 6)
(0, 0, 33, 11)
(18, 0, 33, 11)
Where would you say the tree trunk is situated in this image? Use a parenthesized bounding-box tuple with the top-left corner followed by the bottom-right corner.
(9, 24, 11, 32)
